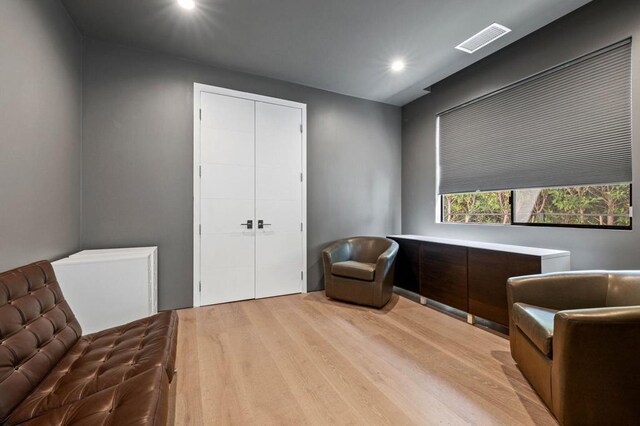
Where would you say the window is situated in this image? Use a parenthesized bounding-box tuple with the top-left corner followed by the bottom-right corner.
(437, 40, 632, 230)
(514, 184, 632, 227)
(442, 191, 511, 224)
(442, 184, 632, 229)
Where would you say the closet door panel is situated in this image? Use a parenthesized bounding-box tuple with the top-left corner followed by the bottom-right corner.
(200, 93, 255, 166)
(255, 104, 302, 168)
(200, 264, 254, 305)
(257, 199, 301, 233)
(201, 198, 254, 235)
(256, 266, 303, 300)
(201, 92, 254, 131)
(199, 92, 255, 306)
(259, 232, 303, 266)
(201, 127, 254, 166)
(256, 168, 300, 201)
(201, 164, 254, 200)
(255, 102, 303, 299)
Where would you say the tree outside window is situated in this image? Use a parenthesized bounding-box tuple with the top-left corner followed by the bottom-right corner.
(442, 184, 631, 229)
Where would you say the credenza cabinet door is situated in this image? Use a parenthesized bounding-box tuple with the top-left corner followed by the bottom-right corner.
(393, 238, 420, 293)
(420, 243, 468, 312)
(468, 248, 540, 326)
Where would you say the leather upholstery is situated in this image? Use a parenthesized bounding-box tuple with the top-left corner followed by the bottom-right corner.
(6, 311, 178, 425)
(605, 272, 640, 306)
(348, 238, 393, 264)
(323, 237, 398, 308)
(0, 261, 82, 422)
(0, 261, 177, 425)
(511, 325, 552, 408)
(331, 261, 376, 281)
(508, 271, 640, 425)
(553, 306, 640, 424)
(19, 367, 169, 426)
(512, 303, 556, 356)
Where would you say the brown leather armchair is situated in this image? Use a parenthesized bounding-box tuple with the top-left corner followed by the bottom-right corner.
(322, 237, 399, 308)
(507, 271, 640, 425)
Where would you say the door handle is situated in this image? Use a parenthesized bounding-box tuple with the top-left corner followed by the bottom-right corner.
(241, 220, 253, 229)
(258, 220, 272, 229)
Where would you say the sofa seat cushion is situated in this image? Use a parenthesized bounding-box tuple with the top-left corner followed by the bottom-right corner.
(6, 311, 178, 425)
(331, 261, 376, 281)
(513, 303, 557, 357)
(18, 367, 168, 426)
(84, 310, 179, 382)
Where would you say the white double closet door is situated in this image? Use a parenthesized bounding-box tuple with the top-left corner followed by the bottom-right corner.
(198, 88, 305, 306)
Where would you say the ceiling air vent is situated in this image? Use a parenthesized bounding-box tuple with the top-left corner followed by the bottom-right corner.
(455, 23, 511, 54)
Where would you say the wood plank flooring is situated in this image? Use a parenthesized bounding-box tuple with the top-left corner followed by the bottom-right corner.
(174, 292, 557, 425)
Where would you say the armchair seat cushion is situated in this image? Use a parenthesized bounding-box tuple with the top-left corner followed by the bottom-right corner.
(331, 261, 376, 281)
(513, 303, 557, 357)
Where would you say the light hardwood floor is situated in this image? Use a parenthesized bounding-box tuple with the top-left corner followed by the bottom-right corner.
(174, 292, 557, 425)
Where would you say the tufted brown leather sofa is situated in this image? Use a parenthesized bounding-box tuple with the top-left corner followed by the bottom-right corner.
(323, 237, 399, 308)
(507, 271, 640, 425)
(0, 261, 178, 425)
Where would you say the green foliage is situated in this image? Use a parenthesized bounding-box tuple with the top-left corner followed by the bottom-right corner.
(443, 184, 631, 227)
(443, 191, 511, 224)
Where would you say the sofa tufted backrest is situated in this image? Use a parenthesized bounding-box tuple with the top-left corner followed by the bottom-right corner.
(0, 261, 82, 422)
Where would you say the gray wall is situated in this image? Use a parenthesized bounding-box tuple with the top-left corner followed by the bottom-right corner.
(82, 39, 401, 310)
(0, 0, 82, 271)
(402, 0, 640, 270)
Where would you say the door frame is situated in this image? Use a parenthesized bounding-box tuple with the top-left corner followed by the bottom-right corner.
(193, 83, 308, 307)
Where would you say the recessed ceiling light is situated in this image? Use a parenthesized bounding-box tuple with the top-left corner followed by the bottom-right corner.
(178, 0, 196, 10)
(390, 60, 405, 73)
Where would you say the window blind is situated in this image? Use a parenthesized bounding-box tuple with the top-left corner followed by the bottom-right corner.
(438, 39, 632, 195)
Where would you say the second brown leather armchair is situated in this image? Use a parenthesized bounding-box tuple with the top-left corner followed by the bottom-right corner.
(323, 237, 399, 308)
(507, 271, 640, 425)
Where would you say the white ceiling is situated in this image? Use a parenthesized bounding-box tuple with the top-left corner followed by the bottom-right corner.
(61, 0, 591, 106)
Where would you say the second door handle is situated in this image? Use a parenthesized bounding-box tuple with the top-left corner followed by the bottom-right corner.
(258, 220, 272, 229)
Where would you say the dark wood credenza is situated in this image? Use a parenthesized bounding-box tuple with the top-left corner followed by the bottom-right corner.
(389, 235, 570, 327)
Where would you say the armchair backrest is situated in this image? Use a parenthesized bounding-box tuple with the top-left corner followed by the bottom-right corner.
(0, 261, 82, 422)
(606, 272, 640, 307)
(508, 272, 609, 313)
(508, 271, 640, 316)
(347, 237, 392, 264)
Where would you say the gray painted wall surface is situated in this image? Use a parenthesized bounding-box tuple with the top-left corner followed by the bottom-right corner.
(82, 39, 401, 310)
(0, 0, 82, 272)
(402, 0, 640, 271)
